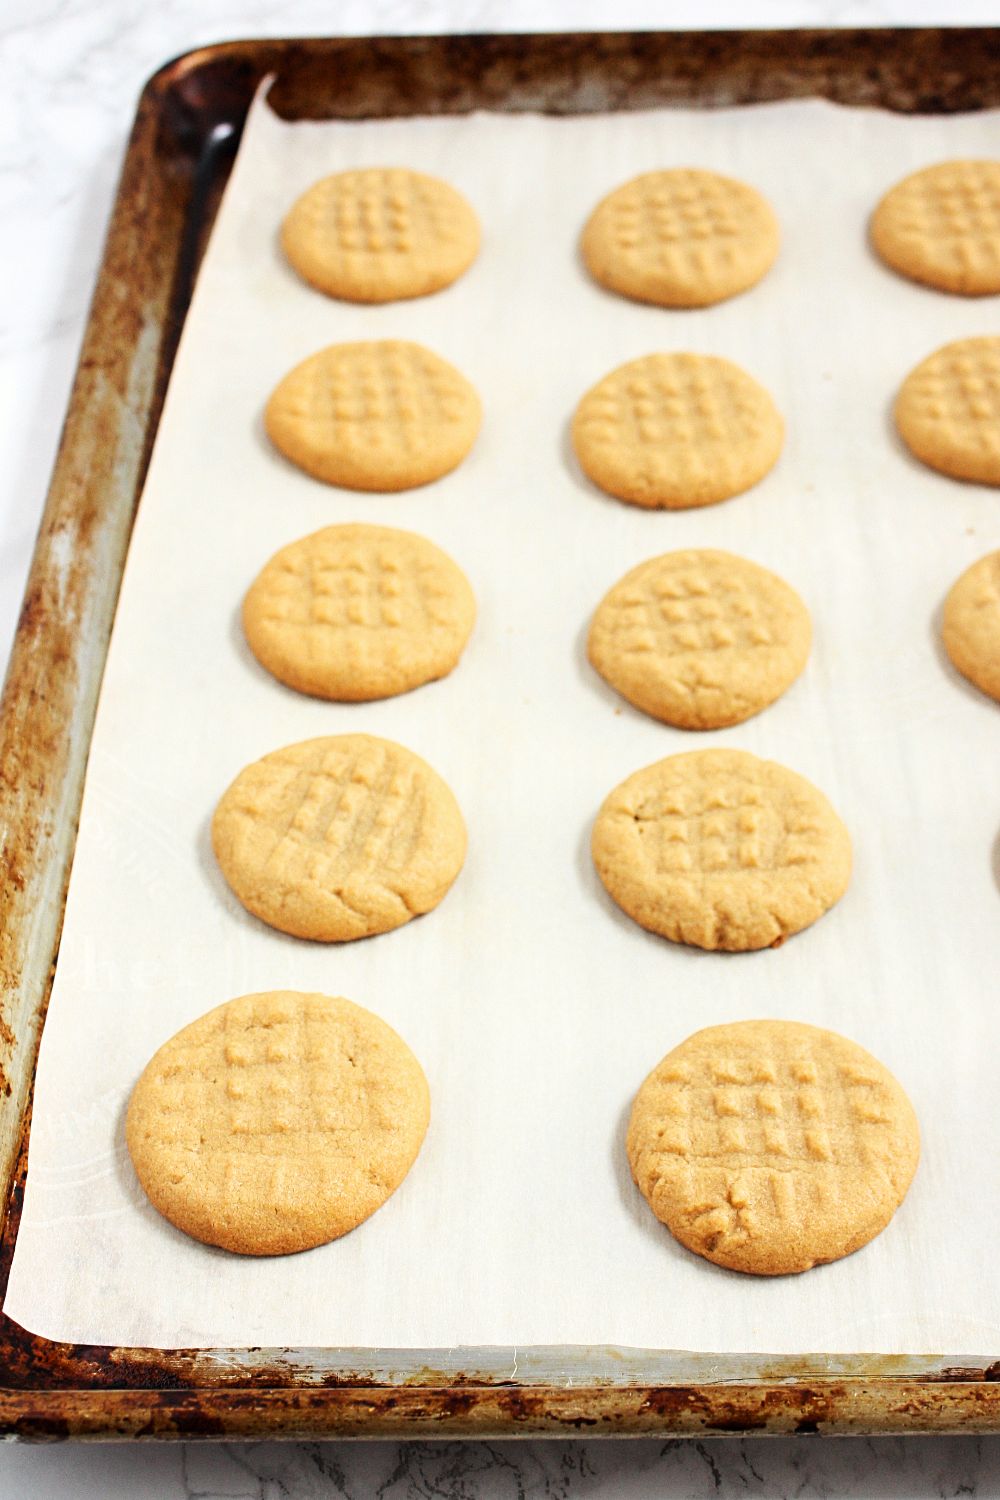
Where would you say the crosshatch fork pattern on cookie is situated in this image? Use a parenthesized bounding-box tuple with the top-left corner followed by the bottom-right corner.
(260, 534, 459, 637)
(627, 1021, 920, 1274)
(587, 550, 810, 729)
(641, 1040, 893, 1176)
(294, 168, 470, 259)
(582, 168, 778, 308)
(899, 163, 1000, 240)
(233, 740, 428, 895)
(265, 339, 481, 492)
(896, 337, 1000, 483)
(596, 558, 781, 662)
(876, 161, 1000, 289)
(573, 352, 783, 509)
(592, 750, 851, 951)
(281, 167, 479, 303)
(212, 734, 467, 941)
(606, 171, 760, 276)
(127, 991, 430, 1254)
(627, 761, 827, 878)
(580, 356, 767, 463)
(243, 525, 476, 702)
(151, 994, 395, 1150)
(272, 342, 473, 454)
(906, 339, 1000, 431)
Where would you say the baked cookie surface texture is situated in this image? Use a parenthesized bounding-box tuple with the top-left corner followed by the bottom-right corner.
(265, 340, 481, 491)
(627, 1019, 920, 1275)
(126, 990, 430, 1256)
(592, 748, 851, 952)
(243, 523, 476, 702)
(588, 549, 810, 728)
(942, 550, 1000, 701)
(572, 353, 783, 509)
(282, 167, 479, 302)
(895, 337, 1000, 486)
(871, 160, 1000, 295)
(212, 734, 467, 941)
(582, 168, 779, 307)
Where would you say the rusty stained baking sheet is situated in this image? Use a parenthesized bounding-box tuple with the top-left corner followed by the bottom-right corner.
(12, 86, 1000, 1357)
(2, 30, 1000, 1439)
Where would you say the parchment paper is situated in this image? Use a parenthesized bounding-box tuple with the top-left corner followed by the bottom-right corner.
(8, 92, 1000, 1353)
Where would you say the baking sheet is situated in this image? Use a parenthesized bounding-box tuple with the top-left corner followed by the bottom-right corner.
(7, 91, 1000, 1353)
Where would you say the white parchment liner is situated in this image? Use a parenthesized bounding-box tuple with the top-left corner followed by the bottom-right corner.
(7, 93, 1000, 1352)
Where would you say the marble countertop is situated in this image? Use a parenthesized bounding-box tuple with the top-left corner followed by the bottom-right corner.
(3, 0, 1000, 1493)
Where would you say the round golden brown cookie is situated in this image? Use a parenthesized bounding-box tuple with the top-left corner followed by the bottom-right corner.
(627, 1019, 920, 1276)
(587, 549, 810, 729)
(871, 160, 1000, 296)
(126, 990, 430, 1256)
(281, 167, 479, 303)
(592, 748, 851, 952)
(942, 550, 1000, 701)
(243, 524, 476, 702)
(582, 169, 779, 308)
(212, 734, 467, 941)
(265, 340, 481, 492)
(572, 353, 783, 510)
(895, 338, 1000, 486)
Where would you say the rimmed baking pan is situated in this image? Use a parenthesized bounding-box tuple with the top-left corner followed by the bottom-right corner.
(2, 30, 999, 1440)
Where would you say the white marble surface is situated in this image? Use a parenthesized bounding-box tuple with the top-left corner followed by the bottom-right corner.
(4, 1433, 1000, 1496)
(4, 0, 1000, 1492)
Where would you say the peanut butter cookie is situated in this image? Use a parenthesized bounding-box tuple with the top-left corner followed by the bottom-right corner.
(896, 337, 1000, 486)
(627, 1019, 919, 1275)
(212, 734, 467, 941)
(282, 167, 479, 302)
(243, 524, 476, 701)
(871, 160, 1000, 296)
(592, 748, 851, 951)
(582, 169, 779, 307)
(127, 990, 430, 1256)
(588, 549, 810, 728)
(265, 340, 481, 491)
(572, 353, 783, 509)
(942, 550, 1000, 701)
